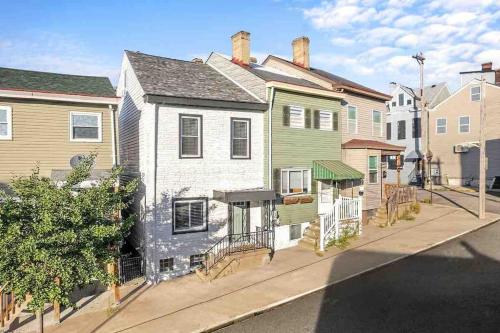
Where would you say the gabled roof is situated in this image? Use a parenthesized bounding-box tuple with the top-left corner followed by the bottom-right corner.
(342, 139, 405, 152)
(394, 82, 448, 109)
(125, 50, 264, 107)
(431, 78, 500, 111)
(0, 67, 116, 97)
(263, 55, 391, 101)
(247, 64, 327, 90)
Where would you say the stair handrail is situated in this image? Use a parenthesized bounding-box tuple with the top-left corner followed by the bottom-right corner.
(203, 229, 274, 274)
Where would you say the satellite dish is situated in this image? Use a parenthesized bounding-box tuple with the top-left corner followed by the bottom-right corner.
(70, 154, 86, 168)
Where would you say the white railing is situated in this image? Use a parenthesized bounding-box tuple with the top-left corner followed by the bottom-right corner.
(319, 195, 363, 251)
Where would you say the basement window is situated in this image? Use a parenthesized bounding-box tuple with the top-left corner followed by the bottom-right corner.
(159, 258, 174, 272)
(190, 254, 204, 269)
(289, 224, 302, 240)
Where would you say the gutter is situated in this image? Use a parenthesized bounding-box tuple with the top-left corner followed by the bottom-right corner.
(267, 87, 275, 191)
(109, 105, 118, 166)
(153, 104, 160, 282)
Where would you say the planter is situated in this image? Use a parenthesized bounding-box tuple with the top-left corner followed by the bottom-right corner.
(283, 195, 314, 205)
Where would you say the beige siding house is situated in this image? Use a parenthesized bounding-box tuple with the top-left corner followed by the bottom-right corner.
(429, 75, 500, 187)
(263, 37, 404, 217)
(0, 67, 118, 189)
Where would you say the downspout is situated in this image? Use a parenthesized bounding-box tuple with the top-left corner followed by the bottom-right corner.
(109, 105, 118, 166)
(267, 87, 275, 190)
(153, 104, 159, 283)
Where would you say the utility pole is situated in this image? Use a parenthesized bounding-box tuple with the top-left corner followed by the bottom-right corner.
(413, 52, 432, 203)
(479, 76, 486, 219)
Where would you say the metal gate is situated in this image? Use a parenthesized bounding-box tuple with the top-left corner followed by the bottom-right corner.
(118, 255, 144, 284)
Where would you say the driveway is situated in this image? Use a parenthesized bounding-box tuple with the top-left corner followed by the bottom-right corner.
(218, 219, 500, 333)
(417, 188, 500, 215)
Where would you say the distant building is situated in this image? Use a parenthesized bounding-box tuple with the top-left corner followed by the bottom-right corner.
(386, 82, 450, 185)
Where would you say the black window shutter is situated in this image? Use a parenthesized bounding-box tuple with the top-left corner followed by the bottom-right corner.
(386, 122, 391, 140)
(313, 110, 320, 129)
(273, 168, 281, 193)
(283, 106, 290, 127)
(305, 109, 312, 128)
(332, 112, 339, 131)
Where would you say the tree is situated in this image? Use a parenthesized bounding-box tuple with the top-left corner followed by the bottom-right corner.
(0, 154, 137, 332)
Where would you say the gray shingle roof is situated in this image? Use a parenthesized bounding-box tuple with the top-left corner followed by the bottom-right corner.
(0, 67, 116, 97)
(247, 65, 327, 90)
(125, 51, 262, 104)
(400, 82, 447, 108)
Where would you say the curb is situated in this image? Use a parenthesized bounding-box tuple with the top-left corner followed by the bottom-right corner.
(203, 216, 500, 332)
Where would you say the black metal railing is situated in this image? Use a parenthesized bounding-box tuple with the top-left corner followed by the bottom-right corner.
(119, 255, 144, 284)
(203, 229, 274, 274)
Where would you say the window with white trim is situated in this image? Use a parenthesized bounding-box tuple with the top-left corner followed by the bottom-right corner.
(289, 106, 305, 128)
(470, 86, 481, 102)
(180, 114, 202, 158)
(347, 105, 357, 134)
(372, 110, 382, 137)
(319, 111, 332, 130)
(368, 156, 378, 184)
(172, 197, 208, 234)
(281, 169, 310, 195)
(70, 112, 101, 142)
(459, 116, 470, 133)
(0, 106, 12, 140)
(231, 118, 250, 158)
(436, 118, 447, 134)
(398, 93, 404, 106)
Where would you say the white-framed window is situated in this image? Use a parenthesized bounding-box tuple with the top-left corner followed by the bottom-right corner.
(368, 156, 379, 184)
(0, 106, 12, 140)
(289, 106, 305, 128)
(398, 93, 404, 106)
(470, 86, 481, 102)
(459, 116, 470, 133)
(231, 118, 250, 159)
(347, 105, 357, 134)
(172, 197, 208, 234)
(70, 112, 102, 142)
(436, 117, 447, 134)
(372, 110, 382, 137)
(281, 169, 311, 195)
(180, 114, 202, 158)
(319, 111, 332, 130)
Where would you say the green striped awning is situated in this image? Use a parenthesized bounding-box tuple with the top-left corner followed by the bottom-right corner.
(313, 160, 364, 181)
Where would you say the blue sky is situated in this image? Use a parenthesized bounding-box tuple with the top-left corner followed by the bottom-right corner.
(1, 0, 499, 93)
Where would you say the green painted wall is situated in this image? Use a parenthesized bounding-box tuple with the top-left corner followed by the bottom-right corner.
(264, 89, 342, 225)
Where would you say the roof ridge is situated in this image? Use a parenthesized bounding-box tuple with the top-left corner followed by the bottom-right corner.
(0, 66, 110, 80)
(125, 50, 203, 65)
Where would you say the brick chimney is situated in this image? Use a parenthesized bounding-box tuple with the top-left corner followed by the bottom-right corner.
(482, 62, 492, 71)
(292, 36, 310, 69)
(231, 31, 250, 66)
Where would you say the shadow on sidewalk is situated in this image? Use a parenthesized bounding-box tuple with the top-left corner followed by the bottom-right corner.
(420, 189, 478, 218)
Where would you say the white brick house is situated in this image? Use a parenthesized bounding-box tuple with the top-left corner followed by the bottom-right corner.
(116, 51, 271, 281)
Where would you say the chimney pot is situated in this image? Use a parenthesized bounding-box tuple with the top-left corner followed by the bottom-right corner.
(292, 36, 310, 69)
(231, 31, 251, 66)
(482, 62, 493, 71)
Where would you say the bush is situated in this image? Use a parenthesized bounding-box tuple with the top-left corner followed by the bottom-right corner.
(410, 202, 421, 214)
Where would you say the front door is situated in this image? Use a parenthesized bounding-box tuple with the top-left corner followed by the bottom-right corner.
(230, 201, 250, 236)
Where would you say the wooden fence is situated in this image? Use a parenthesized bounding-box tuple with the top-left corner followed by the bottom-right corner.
(386, 185, 417, 226)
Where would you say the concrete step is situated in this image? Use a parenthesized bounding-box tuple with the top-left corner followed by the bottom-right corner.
(298, 238, 317, 251)
(303, 227, 320, 239)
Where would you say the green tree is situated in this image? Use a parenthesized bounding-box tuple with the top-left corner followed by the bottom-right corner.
(0, 154, 137, 332)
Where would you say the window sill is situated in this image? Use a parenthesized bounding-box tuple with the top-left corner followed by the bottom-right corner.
(173, 227, 208, 235)
(70, 139, 102, 143)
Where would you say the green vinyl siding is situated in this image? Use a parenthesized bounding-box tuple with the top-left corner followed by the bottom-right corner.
(264, 89, 342, 225)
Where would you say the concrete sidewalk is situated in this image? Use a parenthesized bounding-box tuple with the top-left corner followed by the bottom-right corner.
(42, 204, 499, 333)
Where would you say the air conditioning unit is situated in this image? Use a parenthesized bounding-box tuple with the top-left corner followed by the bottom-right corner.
(454, 144, 469, 153)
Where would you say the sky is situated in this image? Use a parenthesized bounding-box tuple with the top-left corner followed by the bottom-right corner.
(1, 0, 499, 93)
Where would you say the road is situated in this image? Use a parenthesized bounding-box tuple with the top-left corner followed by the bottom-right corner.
(217, 219, 500, 333)
(417, 188, 500, 215)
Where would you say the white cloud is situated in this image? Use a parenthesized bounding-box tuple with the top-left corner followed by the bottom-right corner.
(395, 34, 419, 47)
(303, 2, 376, 28)
(331, 37, 355, 46)
(393, 15, 424, 28)
(475, 50, 500, 65)
(479, 31, 500, 44)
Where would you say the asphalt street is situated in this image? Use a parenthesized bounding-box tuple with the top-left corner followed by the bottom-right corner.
(218, 218, 500, 333)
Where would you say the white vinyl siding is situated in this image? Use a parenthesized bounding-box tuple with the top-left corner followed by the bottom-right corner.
(289, 106, 305, 128)
(436, 118, 447, 134)
(0, 106, 12, 140)
(459, 116, 470, 133)
(70, 111, 102, 142)
(372, 110, 382, 137)
(319, 111, 332, 130)
(281, 169, 310, 195)
(347, 105, 357, 134)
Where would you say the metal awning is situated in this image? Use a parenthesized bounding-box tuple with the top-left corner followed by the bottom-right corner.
(213, 188, 275, 203)
(406, 150, 422, 159)
(313, 160, 364, 181)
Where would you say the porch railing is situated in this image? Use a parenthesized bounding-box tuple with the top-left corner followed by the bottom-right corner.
(203, 229, 274, 274)
(1, 283, 20, 329)
(319, 195, 363, 251)
(386, 185, 417, 226)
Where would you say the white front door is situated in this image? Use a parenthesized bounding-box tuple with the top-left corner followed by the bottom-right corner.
(318, 180, 334, 215)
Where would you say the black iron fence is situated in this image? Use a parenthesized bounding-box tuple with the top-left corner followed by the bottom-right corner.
(118, 255, 144, 284)
(203, 229, 274, 274)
